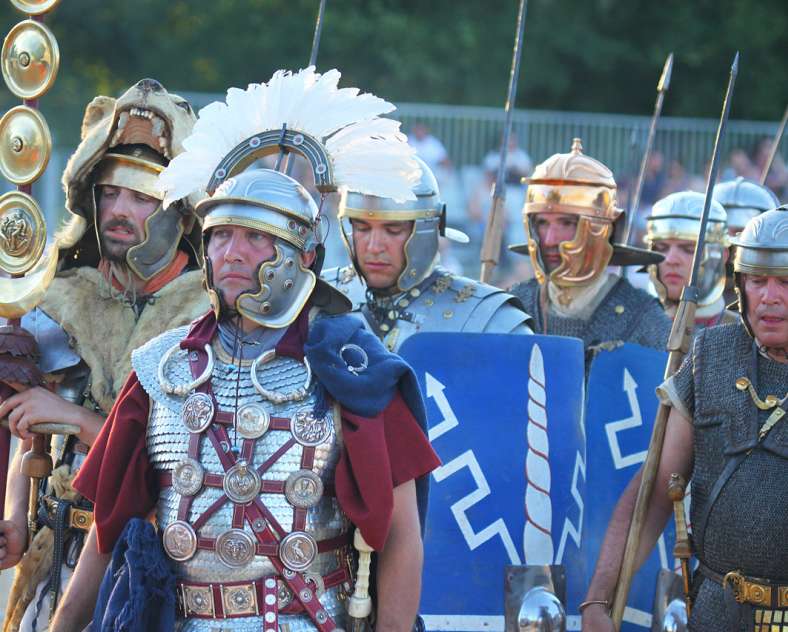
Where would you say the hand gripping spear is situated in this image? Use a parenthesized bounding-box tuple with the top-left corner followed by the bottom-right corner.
(622, 53, 674, 245)
(479, 0, 528, 284)
(759, 103, 788, 186)
(610, 52, 740, 629)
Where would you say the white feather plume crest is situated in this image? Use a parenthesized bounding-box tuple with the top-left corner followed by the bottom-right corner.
(158, 67, 420, 207)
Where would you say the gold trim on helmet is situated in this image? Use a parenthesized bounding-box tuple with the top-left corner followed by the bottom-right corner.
(202, 214, 307, 251)
(522, 138, 620, 287)
(339, 206, 441, 221)
(93, 152, 164, 201)
(196, 195, 312, 225)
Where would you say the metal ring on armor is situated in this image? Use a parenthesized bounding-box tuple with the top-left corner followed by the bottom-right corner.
(277, 579, 294, 609)
(339, 343, 368, 376)
(305, 572, 327, 600)
(215, 528, 257, 567)
(279, 531, 318, 572)
(223, 459, 262, 505)
(291, 407, 333, 447)
(181, 392, 215, 433)
(159, 343, 215, 396)
(235, 401, 271, 439)
(284, 469, 324, 508)
(251, 349, 312, 404)
(162, 520, 198, 561)
(172, 457, 205, 496)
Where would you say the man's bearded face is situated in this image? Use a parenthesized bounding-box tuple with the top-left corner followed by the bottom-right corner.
(97, 185, 159, 262)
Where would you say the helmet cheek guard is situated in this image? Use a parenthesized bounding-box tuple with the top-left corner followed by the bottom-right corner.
(644, 191, 729, 308)
(237, 241, 316, 329)
(337, 157, 466, 292)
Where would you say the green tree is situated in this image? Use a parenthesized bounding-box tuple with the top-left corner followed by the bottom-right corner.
(0, 0, 785, 147)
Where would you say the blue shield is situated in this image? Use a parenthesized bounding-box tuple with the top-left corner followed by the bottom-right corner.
(399, 333, 586, 632)
(584, 343, 677, 632)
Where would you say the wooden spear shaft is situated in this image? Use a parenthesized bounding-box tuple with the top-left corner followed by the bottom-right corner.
(760, 104, 788, 186)
(610, 52, 739, 628)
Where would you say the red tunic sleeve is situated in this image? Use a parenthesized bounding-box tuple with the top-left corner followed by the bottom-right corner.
(72, 371, 158, 554)
(335, 391, 440, 551)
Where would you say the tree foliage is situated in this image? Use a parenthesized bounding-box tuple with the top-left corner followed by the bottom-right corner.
(0, 0, 785, 146)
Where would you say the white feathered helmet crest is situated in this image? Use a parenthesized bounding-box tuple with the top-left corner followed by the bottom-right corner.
(157, 66, 421, 327)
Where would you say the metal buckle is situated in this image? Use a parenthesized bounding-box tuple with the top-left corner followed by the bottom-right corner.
(723, 570, 747, 604)
(221, 582, 258, 617)
(68, 507, 93, 531)
(723, 570, 774, 606)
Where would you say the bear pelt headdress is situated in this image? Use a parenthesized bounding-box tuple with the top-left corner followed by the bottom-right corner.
(56, 78, 201, 273)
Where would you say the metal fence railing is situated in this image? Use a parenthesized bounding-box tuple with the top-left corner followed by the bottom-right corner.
(393, 103, 785, 177)
(16, 97, 786, 246)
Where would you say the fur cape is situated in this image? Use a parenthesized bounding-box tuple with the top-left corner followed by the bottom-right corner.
(39, 267, 209, 414)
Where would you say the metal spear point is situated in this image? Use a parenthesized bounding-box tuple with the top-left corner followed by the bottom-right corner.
(623, 52, 674, 245)
(760, 103, 788, 186)
(309, 0, 327, 68)
(284, 0, 328, 176)
(479, 0, 528, 284)
(610, 51, 739, 630)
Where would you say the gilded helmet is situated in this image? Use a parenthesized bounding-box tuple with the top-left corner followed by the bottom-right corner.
(712, 177, 779, 236)
(731, 206, 788, 337)
(512, 138, 658, 287)
(645, 191, 729, 307)
(58, 78, 200, 280)
(337, 156, 467, 291)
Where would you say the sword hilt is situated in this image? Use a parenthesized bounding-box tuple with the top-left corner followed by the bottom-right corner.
(348, 528, 374, 631)
(667, 473, 691, 559)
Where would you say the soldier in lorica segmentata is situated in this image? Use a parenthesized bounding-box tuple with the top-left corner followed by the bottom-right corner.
(323, 157, 533, 352)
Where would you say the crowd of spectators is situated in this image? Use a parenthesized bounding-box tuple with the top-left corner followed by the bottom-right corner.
(400, 123, 788, 288)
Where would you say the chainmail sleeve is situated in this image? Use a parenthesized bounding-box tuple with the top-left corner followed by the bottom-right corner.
(656, 350, 695, 421)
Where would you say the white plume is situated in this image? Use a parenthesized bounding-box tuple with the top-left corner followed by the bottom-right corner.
(159, 67, 419, 207)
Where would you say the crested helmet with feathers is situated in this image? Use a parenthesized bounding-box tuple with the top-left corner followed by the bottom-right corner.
(644, 191, 729, 308)
(157, 66, 420, 328)
(336, 156, 468, 292)
(58, 78, 200, 281)
(509, 138, 661, 287)
(731, 205, 788, 338)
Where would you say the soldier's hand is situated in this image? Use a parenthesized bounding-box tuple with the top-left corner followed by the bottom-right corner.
(581, 605, 615, 632)
(0, 519, 27, 569)
(0, 386, 103, 445)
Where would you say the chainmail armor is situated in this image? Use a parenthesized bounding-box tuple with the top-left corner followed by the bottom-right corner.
(510, 277, 671, 362)
(132, 326, 350, 632)
(664, 322, 788, 631)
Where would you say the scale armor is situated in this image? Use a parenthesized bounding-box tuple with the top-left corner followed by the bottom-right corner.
(132, 325, 351, 632)
(511, 277, 670, 355)
(662, 323, 788, 631)
(323, 265, 532, 352)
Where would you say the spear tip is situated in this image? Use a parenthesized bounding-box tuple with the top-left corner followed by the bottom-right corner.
(731, 51, 740, 76)
(658, 52, 674, 92)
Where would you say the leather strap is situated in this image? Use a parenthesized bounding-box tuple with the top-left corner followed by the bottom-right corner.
(693, 451, 747, 560)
